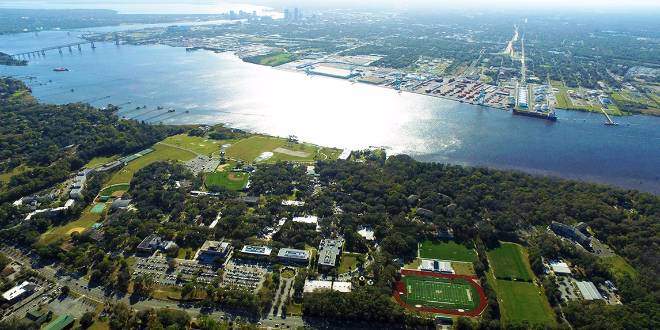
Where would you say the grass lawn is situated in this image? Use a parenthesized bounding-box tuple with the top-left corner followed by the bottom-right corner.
(205, 170, 249, 191)
(451, 262, 476, 276)
(85, 155, 118, 169)
(338, 253, 361, 274)
(40, 206, 101, 245)
(177, 247, 194, 259)
(225, 135, 341, 163)
(106, 143, 196, 186)
(254, 52, 297, 67)
(487, 242, 534, 282)
(490, 274, 556, 326)
(404, 258, 422, 270)
(600, 255, 637, 281)
(419, 240, 478, 263)
(98, 184, 130, 198)
(0, 164, 30, 184)
(281, 268, 296, 279)
(551, 81, 625, 115)
(88, 320, 110, 330)
(161, 133, 223, 156)
(287, 302, 303, 316)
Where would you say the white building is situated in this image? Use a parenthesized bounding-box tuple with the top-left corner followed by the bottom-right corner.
(577, 281, 604, 300)
(2, 281, 37, 303)
(549, 260, 572, 275)
(304, 280, 352, 293)
(420, 259, 454, 274)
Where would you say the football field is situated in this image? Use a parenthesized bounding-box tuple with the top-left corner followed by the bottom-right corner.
(402, 275, 478, 311)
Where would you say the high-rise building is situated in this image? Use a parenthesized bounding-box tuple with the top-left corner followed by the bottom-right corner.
(284, 9, 290, 20)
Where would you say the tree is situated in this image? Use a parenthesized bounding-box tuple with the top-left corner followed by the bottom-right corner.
(79, 311, 95, 329)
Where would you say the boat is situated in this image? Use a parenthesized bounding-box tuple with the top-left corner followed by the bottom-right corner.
(512, 108, 557, 121)
(53, 67, 69, 72)
(167, 109, 176, 113)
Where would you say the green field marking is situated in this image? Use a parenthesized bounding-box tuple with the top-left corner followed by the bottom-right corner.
(487, 242, 534, 281)
(90, 203, 106, 214)
(161, 133, 223, 156)
(401, 275, 479, 311)
(245, 51, 297, 67)
(106, 143, 196, 186)
(490, 275, 556, 326)
(419, 240, 478, 263)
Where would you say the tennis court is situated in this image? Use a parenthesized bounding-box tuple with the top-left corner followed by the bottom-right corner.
(90, 203, 106, 214)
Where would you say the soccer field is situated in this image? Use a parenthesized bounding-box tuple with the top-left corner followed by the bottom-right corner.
(402, 276, 478, 311)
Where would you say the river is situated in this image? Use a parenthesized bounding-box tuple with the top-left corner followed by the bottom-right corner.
(1, 28, 659, 193)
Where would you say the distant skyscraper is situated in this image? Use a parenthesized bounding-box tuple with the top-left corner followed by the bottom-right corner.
(284, 9, 290, 20)
(293, 8, 302, 21)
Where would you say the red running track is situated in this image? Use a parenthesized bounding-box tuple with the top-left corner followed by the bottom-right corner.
(393, 269, 488, 317)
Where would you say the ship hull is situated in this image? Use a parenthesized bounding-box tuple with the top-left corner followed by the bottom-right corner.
(513, 109, 557, 121)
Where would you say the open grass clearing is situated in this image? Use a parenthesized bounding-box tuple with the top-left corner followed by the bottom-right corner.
(419, 240, 478, 263)
(161, 133, 223, 156)
(98, 184, 130, 198)
(487, 242, 534, 282)
(451, 262, 476, 276)
(490, 274, 556, 326)
(205, 170, 249, 191)
(85, 155, 119, 169)
(225, 135, 340, 163)
(0, 164, 30, 184)
(40, 206, 101, 245)
(338, 253, 362, 274)
(106, 143, 196, 186)
(600, 255, 637, 281)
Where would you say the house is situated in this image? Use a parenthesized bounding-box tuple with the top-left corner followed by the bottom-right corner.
(318, 238, 344, 271)
(277, 248, 310, 265)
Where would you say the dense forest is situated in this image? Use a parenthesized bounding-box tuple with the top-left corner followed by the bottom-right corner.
(0, 77, 181, 203)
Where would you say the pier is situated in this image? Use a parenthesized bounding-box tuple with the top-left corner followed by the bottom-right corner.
(601, 108, 618, 126)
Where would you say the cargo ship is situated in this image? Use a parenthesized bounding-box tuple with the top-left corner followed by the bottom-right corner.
(53, 67, 69, 72)
(513, 108, 557, 121)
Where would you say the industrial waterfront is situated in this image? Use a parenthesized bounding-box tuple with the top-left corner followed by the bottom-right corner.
(1, 29, 659, 193)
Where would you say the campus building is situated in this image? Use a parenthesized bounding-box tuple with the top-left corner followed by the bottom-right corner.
(550, 221, 592, 250)
(1, 281, 37, 304)
(576, 281, 604, 300)
(137, 234, 178, 254)
(420, 259, 455, 274)
(197, 240, 232, 263)
(303, 280, 352, 293)
(239, 245, 273, 258)
(318, 238, 344, 271)
(277, 248, 310, 265)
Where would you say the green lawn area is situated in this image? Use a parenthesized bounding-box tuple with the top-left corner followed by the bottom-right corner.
(0, 164, 30, 184)
(403, 258, 422, 269)
(287, 302, 303, 316)
(418, 240, 478, 263)
(205, 170, 249, 191)
(251, 51, 297, 67)
(40, 205, 101, 245)
(88, 320, 109, 330)
(338, 253, 362, 274)
(281, 268, 296, 279)
(490, 275, 556, 326)
(106, 143, 196, 186)
(161, 133, 223, 156)
(451, 262, 476, 276)
(225, 135, 338, 163)
(487, 242, 534, 282)
(85, 155, 118, 169)
(600, 255, 637, 281)
(98, 184, 130, 198)
(177, 247, 194, 259)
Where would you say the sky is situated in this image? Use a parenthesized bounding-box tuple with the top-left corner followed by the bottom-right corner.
(0, 0, 658, 14)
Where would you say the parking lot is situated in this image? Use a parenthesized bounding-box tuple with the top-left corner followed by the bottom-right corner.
(185, 155, 220, 175)
(222, 259, 270, 292)
(132, 256, 220, 287)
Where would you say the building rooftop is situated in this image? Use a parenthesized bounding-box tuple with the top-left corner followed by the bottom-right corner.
(43, 314, 74, 330)
(240, 245, 273, 256)
(576, 281, 603, 300)
(2, 281, 36, 301)
(304, 280, 352, 293)
(549, 261, 572, 274)
(278, 248, 310, 260)
(318, 238, 344, 267)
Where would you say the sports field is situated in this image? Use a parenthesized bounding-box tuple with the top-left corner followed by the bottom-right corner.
(161, 134, 223, 156)
(394, 270, 487, 317)
(419, 240, 478, 263)
(106, 143, 196, 186)
(90, 203, 106, 214)
(205, 170, 249, 191)
(487, 242, 534, 281)
(98, 184, 130, 198)
(490, 276, 556, 326)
